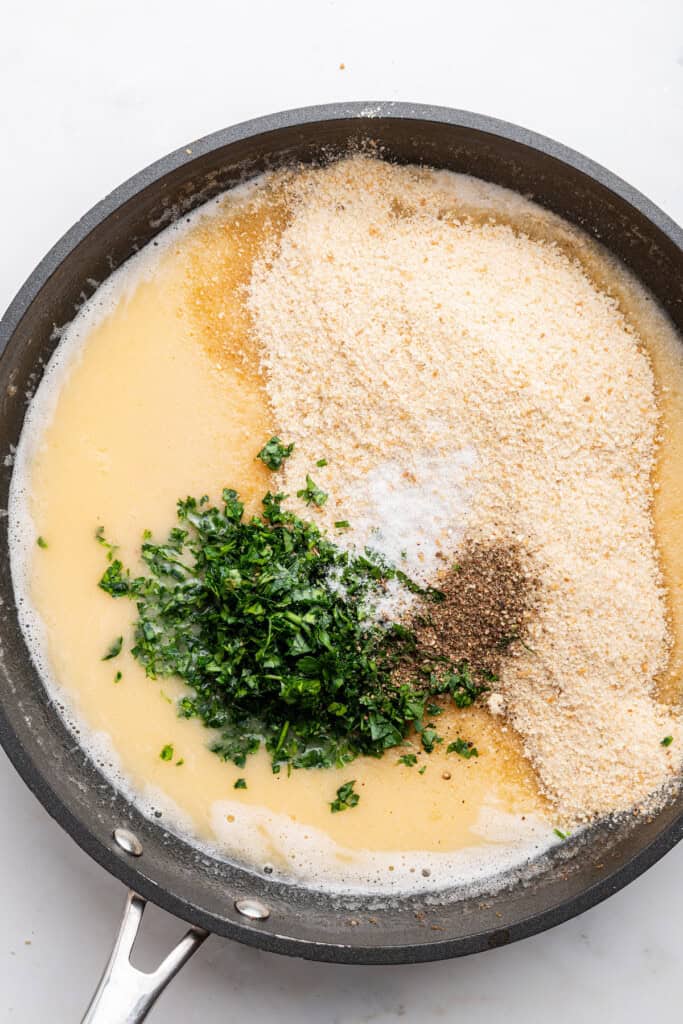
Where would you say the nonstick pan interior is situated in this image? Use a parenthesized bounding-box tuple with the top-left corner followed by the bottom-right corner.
(0, 103, 681, 964)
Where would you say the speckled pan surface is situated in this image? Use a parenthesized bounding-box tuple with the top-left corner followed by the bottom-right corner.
(0, 102, 681, 964)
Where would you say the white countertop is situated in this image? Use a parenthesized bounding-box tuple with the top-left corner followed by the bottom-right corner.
(1, 2, 681, 1020)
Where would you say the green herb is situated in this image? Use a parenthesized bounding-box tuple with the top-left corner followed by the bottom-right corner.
(159, 689, 173, 704)
(419, 725, 442, 753)
(334, 520, 350, 529)
(297, 475, 328, 507)
(418, 765, 426, 775)
(95, 525, 118, 562)
(36, 536, 48, 549)
(114, 671, 123, 684)
(661, 735, 674, 747)
(102, 636, 123, 661)
(176, 758, 184, 766)
(316, 458, 328, 468)
(97, 478, 488, 779)
(428, 662, 489, 708)
(553, 828, 568, 840)
(160, 744, 174, 761)
(330, 780, 359, 813)
(234, 777, 247, 790)
(256, 437, 294, 471)
(447, 737, 479, 759)
(498, 630, 536, 655)
(397, 753, 418, 767)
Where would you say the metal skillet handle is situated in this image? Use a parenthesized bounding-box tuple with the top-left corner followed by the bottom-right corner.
(81, 890, 209, 1024)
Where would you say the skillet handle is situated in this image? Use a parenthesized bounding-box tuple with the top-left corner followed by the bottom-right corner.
(81, 890, 209, 1024)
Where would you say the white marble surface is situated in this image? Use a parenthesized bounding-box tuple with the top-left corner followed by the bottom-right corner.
(1, 1, 682, 1020)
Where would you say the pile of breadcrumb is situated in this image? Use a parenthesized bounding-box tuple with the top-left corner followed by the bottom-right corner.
(246, 156, 681, 825)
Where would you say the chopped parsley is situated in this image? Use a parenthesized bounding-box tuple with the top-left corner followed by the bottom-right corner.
(661, 735, 674, 747)
(297, 475, 328, 507)
(418, 765, 426, 775)
(419, 725, 442, 753)
(334, 520, 350, 529)
(397, 753, 418, 767)
(97, 477, 488, 782)
(160, 744, 174, 761)
(95, 526, 118, 562)
(498, 630, 536, 656)
(428, 663, 489, 708)
(176, 758, 185, 766)
(447, 737, 479, 759)
(114, 671, 123, 684)
(102, 636, 123, 661)
(316, 458, 328, 468)
(330, 780, 359, 813)
(553, 828, 568, 840)
(234, 778, 247, 790)
(256, 437, 294, 471)
(36, 536, 48, 549)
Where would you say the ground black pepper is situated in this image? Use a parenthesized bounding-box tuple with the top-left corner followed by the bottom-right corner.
(396, 540, 538, 685)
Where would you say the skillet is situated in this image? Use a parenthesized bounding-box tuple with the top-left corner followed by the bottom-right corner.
(0, 102, 681, 1022)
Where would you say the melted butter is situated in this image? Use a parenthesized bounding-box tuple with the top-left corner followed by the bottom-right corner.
(640, 324, 683, 706)
(182, 182, 291, 384)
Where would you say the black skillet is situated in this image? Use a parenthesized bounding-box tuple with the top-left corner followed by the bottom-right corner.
(0, 103, 681, 1022)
